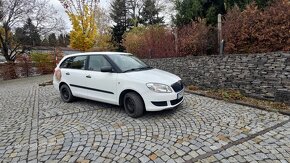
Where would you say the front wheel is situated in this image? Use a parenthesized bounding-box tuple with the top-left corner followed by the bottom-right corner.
(123, 92, 145, 118)
(60, 84, 74, 103)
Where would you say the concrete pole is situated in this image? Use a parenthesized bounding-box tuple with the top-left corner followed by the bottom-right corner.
(218, 14, 222, 55)
(174, 28, 178, 55)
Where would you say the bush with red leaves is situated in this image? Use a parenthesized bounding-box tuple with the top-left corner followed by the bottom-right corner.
(0, 52, 60, 80)
(123, 26, 177, 58)
(123, 23, 218, 58)
(178, 20, 218, 56)
(223, 0, 290, 54)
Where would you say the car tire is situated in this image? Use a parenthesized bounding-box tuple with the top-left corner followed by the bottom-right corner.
(60, 84, 74, 103)
(123, 92, 144, 118)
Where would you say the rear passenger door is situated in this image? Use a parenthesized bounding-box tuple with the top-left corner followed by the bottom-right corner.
(60, 55, 88, 97)
(84, 55, 118, 104)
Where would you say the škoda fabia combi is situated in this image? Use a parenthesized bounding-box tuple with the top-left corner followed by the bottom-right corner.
(53, 52, 184, 117)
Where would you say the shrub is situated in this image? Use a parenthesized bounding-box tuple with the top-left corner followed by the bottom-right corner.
(223, 0, 290, 54)
(0, 62, 18, 80)
(31, 53, 54, 74)
(15, 54, 33, 77)
(123, 26, 177, 58)
(31, 53, 52, 63)
(123, 22, 219, 57)
(122, 27, 145, 57)
(178, 20, 218, 56)
(93, 34, 116, 51)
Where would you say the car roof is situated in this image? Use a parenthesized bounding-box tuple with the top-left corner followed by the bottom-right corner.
(64, 52, 132, 57)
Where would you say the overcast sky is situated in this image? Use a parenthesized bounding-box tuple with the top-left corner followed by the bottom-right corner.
(49, 0, 111, 32)
(48, 0, 174, 32)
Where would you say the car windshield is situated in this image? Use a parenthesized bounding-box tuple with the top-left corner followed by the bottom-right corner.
(108, 54, 152, 72)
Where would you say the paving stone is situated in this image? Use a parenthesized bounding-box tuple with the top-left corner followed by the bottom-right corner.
(175, 149, 186, 157)
(139, 155, 150, 163)
(0, 75, 289, 162)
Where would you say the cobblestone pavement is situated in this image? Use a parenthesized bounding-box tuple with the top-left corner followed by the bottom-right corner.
(0, 75, 289, 163)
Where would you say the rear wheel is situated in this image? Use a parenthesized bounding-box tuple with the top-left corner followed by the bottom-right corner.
(60, 84, 74, 103)
(123, 92, 144, 118)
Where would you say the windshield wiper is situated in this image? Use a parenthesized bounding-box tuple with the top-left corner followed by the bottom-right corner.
(123, 66, 152, 73)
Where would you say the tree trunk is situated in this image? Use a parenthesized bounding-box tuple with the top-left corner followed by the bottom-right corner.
(2, 24, 13, 61)
(1, 42, 12, 61)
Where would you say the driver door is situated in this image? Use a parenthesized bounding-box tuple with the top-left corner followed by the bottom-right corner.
(83, 55, 118, 105)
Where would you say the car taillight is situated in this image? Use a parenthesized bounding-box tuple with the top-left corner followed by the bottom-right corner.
(54, 68, 61, 81)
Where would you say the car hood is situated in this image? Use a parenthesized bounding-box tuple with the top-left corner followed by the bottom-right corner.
(123, 68, 181, 85)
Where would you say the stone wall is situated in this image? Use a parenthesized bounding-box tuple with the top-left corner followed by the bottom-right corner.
(143, 52, 290, 103)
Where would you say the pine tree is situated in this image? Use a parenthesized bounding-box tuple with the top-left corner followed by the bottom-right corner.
(64, 34, 70, 47)
(173, 0, 226, 26)
(140, 0, 164, 25)
(48, 33, 57, 47)
(14, 18, 41, 46)
(204, 0, 225, 25)
(173, 0, 203, 26)
(110, 0, 127, 51)
(14, 28, 25, 44)
(58, 34, 65, 47)
(112, 24, 126, 51)
(41, 38, 49, 46)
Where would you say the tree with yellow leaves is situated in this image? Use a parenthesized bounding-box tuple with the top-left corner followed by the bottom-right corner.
(59, 0, 98, 51)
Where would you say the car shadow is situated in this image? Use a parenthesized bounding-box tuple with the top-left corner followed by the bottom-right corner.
(72, 97, 183, 119)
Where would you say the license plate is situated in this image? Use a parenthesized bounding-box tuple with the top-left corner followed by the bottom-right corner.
(177, 90, 184, 99)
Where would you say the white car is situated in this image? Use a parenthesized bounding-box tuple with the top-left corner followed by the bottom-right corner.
(53, 52, 184, 117)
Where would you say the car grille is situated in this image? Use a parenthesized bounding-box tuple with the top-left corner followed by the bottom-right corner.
(171, 81, 184, 92)
(170, 97, 183, 105)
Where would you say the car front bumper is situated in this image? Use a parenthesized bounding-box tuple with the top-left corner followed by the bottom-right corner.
(143, 89, 185, 111)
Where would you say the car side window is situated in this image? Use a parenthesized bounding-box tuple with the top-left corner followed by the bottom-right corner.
(70, 56, 87, 70)
(60, 57, 72, 68)
(88, 55, 111, 71)
(59, 56, 86, 69)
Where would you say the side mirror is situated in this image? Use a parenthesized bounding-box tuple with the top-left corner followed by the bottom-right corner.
(101, 66, 113, 72)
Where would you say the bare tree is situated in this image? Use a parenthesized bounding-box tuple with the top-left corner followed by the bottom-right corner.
(95, 6, 111, 34)
(126, 0, 167, 27)
(0, 0, 66, 62)
(0, 0, 3, 21)
(59, 0, 99, 18)
(126, 0, 144, 27)
(30, 0, 66, 35)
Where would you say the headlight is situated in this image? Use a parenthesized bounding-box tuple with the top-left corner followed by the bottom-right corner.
(146, 83, 172, 93)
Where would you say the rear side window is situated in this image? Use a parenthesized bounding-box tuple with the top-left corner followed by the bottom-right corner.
(88, 55, 111, 71)
(60, 57, 72, 68)
(60, 56, 87, 69)
(71, 56, 87, 69)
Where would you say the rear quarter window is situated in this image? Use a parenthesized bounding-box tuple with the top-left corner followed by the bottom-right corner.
(60, 57, 72, 68)
(59, 56, 87, 69)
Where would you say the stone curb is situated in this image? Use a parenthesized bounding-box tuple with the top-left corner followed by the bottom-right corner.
(185, 90, 290, 116)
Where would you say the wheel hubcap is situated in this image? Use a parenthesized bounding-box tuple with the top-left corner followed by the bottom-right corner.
(62, 88, 69, 100)
(125, 97, 135, 114)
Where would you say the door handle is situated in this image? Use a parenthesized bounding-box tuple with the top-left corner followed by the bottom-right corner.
(86, 75, 91, 78)
(66, 72, 70, 75)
